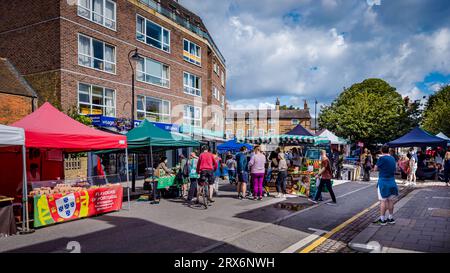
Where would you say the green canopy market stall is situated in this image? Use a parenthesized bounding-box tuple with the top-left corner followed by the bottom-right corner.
(126, 120, 200, 202)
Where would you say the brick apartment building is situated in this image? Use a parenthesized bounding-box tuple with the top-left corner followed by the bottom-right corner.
(225, 98, 312, 139)
(0, 0, 226, 136)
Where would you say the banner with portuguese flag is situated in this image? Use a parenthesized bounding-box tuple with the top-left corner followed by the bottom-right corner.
(33, 184, 123, 228)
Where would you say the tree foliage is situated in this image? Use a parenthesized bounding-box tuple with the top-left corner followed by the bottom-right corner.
(66, 105, 92, 126)
(318, 79, 420, 145)
(422, 85, 450, 135)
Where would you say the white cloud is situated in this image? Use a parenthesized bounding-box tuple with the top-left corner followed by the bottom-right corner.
(179, 0, 450, 108)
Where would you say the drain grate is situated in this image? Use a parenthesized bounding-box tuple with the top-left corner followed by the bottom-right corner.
(274, 202, 310, 211)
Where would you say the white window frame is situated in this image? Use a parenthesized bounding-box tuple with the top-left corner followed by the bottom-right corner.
(221, 70, 225, 86)
(258, 129, 265, 137)
(77, 0, 117, 31)
(136, 14, 171, 53)
(291, 119, 300, 125)
(183, 39, 201, 66)
(136, 56, 170, 88)
(184, 105, 202, 128)
(221, 95, 225, 108)
(136, 95, 171, 123)
(78, 34, 116, 74)
(77, 82, 116, 117)
(225, 129, 233, 139)
(183, 72, 201, 97)
(236, 129, 244, 138)
(246, 118, 255, 125)
(247, 129, 253, 137)
(213, 63, 219, 75)
(268, 118, 277, 125)
(212, 86, 219, 100)
(225, 118, 232, 125)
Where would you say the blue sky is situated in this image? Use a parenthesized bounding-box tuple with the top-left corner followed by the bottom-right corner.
(180, 0, 450, 110)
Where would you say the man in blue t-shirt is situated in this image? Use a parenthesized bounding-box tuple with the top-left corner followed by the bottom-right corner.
(236, 146, 248, 199)
(373, 145, 399, 225)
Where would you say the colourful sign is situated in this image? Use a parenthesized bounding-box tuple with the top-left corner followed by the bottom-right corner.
(33, 184, 123, 228)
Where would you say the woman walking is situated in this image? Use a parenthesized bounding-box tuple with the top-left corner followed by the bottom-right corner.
(275, 153, 288, 198)
(407, 152, 417, 187)
(444, 150, 450, 186)
(363, 149, 373, 181)
(373, 145, 399, 225)
(248, 146, 266, 201)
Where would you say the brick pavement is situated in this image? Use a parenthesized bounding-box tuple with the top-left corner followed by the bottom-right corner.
(370, 186, 450, 253)
(309, 186, 414, 253)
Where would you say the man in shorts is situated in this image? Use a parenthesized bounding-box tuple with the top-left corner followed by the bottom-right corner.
(236, 146, 248, 199)
(197, 145, 218, 203)
(373, 145, 399, 225)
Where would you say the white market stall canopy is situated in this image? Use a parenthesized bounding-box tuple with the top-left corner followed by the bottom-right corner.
(237, 134, 329, 146)
(0, 124, 25, 146)
(317, 129, 347, 145)
(436, 132, 450, 146)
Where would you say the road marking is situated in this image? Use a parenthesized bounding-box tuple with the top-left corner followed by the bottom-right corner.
(432, 196, 450, 200)
(299, 201, 379, 253)
(195, 183, 374, 253)
(281, 228, 329, 253)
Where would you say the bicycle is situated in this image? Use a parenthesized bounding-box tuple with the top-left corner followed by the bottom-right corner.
(197, 179, 209, 209)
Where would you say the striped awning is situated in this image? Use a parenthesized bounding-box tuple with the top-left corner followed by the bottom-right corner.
(237, 134, 330, 146)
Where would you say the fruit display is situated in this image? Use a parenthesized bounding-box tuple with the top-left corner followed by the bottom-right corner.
(29, 182, 117, 197)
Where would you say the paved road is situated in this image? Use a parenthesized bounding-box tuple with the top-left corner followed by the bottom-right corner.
(0, 180, 380, 253)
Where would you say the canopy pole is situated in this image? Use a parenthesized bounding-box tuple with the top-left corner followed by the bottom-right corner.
(150, 145, 157, 204)
(125, 148, 131, 211)
(22, 145, 28, 231)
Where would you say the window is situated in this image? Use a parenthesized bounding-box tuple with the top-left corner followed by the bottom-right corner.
(183, 39, 201, 66)
(268, 118, 277, 124)
(247, 129, 253, 137)
(212, 86, 219, 100)
(136, 14, 170, 52)
(221, 70, 225, 86)
(78, 34, 116, 73)
(136, 95, 171, 123)
(78, 83, 115, 117)
(267, 129, 275, 136)
(258, 129, 265, 137)
(221, 95, 225, 108)
(246, 118, 255, 125)
(183, 72, 201, 96)
(78, 0, 116, 30)
(225, 129, 233, 139)
(136, 57, 170, 87)
(291, 119, 300, 125)
(184, 105, 201, 128)
(236, 129, 244, 138)
(213, 63, 219, 75)
(225, 118, 232, 125)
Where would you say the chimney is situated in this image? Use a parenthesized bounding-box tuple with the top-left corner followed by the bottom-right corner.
(275, 98, 280, 111)
(304, 100, 309, 110)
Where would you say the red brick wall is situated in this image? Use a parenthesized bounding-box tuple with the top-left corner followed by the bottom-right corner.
(0, 93, 33, 124)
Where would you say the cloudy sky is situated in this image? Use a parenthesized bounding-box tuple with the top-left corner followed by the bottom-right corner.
(180, 0, 450, 111)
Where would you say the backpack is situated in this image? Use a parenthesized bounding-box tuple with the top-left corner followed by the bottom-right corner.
(182, 160, 190, 178)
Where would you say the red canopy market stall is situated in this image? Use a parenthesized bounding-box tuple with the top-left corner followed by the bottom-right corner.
(1, 102, 129, 230)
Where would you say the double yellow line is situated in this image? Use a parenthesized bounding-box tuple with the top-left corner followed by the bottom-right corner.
(299, 202, 379, 253)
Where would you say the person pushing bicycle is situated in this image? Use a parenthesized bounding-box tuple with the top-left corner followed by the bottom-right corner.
(197, 145, 218, 204)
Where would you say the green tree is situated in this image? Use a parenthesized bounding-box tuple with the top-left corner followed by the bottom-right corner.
(66, 104, 92, 126)
(422, 85, 450, 135)
(319, 78, 420, 145)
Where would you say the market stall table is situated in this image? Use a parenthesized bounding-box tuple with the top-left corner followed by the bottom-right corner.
(0, 196, 17, 236)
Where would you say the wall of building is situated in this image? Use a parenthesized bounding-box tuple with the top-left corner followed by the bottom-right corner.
(0, 93, 34, 124)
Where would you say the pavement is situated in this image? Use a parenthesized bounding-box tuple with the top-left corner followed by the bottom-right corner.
(348, 186, 450, 253)
(1, 175, 448, 253)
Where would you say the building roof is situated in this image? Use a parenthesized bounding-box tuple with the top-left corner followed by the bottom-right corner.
(226, 109, 311, 119)
(279, 109, 311, 119)
(0, 58, 37, 98)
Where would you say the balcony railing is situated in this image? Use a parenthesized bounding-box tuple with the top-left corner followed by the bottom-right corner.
(138, 0, 226, 66)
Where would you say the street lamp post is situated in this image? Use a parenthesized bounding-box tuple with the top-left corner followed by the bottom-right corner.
(314, 98, 318, 135)
(128, 48, 141, 192)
